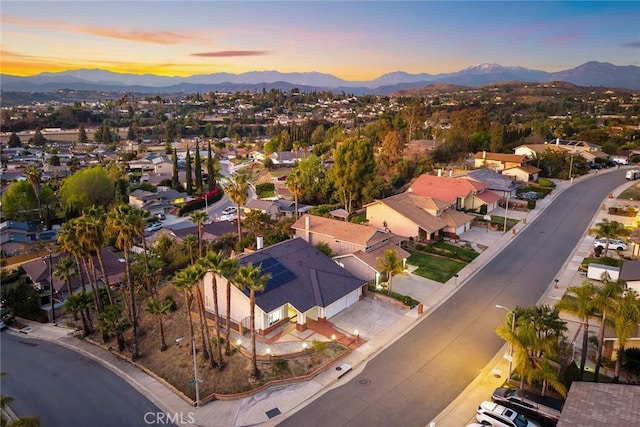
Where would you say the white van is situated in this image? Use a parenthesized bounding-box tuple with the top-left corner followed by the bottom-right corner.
(626, 170, 640, 180)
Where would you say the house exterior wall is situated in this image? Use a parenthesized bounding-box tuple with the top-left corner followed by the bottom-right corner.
(154, 162, 172, 174)
(627, 280, 640, 295)
(335, 256, 377, 283)
(502, 169, 530, 183)
(204, 273, 253, 326)
(366, 203, 419, 240)
(294, 230, 366, 256)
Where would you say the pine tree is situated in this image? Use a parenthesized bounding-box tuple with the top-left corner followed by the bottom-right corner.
(194, 141, 203, 193)
(185, 149, 193, 195)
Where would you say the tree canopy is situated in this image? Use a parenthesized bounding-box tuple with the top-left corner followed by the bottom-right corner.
(58, 166, 115, 216)
(327, 137, 376, 212)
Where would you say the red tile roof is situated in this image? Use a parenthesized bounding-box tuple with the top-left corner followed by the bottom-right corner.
(409, 174, 488, 204)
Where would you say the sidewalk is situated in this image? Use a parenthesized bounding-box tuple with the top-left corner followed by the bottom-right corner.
(5, 167, 627, 427)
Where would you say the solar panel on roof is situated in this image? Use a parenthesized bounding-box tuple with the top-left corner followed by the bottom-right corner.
(254, 256, 296, 293)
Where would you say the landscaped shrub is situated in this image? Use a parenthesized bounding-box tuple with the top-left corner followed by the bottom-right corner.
(527, 199, 537, 210)
(537, 178, 555, 188)
(178, 187, 223, 216)
(608, 206, 638, 217)
(255, 182, 275, 198)
(414, 243, 426, 251)
(163, 295, 178, 312)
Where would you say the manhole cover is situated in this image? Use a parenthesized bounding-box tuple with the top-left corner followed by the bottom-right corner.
(357, 378, 371, 387)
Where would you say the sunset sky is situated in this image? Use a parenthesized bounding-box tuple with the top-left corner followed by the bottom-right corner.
(1, 1, 638, 81)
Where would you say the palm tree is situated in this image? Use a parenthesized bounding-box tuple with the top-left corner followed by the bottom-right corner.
(556, 280, 597, 380)
(79, 206, 114, 305)
(105, 204, 143, 360)
(222, 172, 249, 242)
(592, 279, 625, 382)
(589, 218, 626, 257)
(97, 305, 131, 352)
(182, 234, 199, 265)
(63, 292, 92, 336)
(24, 164, 42, 222)
(190, 211, 209, 258)
(57, 220, 87, 293)
(146, 299, 172, 351)
(610, 289, 640, 383)
(54, 256, 77, 299)
(285, 168, 303, 221)
(198, 250, 230, 368)
(496, 305, 567, 396)
(174, 264, 216, 368)
(223, 258, 239, 356)
(234, 263, 271, 378)
(376, 249, 404, 295)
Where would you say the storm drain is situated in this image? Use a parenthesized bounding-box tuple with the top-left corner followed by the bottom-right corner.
(357, 378, 371, 387)
(265, 408, 281, 419)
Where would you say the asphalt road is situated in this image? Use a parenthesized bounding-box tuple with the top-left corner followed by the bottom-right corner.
(1, 332, 177, 427)
(279, 170, 627, 427)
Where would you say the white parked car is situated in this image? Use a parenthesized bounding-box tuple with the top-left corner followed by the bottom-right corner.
(222, 206, 237, 215)
(593, 238, 627, 251)
(476, 400, 540, 427)
(145, 222, 163, 233)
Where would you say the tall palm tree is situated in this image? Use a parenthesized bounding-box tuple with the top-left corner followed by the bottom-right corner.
(610, 289, 640, 383)
(223, 258, 239, 356)
(54, 256, 77, 299)
(198, 250, 230, 368)
(182, 234, 199, 265)
(57, 220, 87, 293)
(285, 168, 303, 221)
(105, 204, 143, 360)
(592, 279, 625, 382)
(190, 211, 209, 258)
(376, 249, 404, 295)
(174, 264, 216, 368)
(556, 280, 597, 380)
(79, 206, 114, 305)
(146, 299, 172, 351)
(589, 218, 626, 257)
(24, 164, 42, 222)
(234, 263, 271, 379)
(222, 172, 249, 242)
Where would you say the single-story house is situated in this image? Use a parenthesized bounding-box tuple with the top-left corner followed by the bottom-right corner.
(502, 164, 541, 183)
(202, 237, 366, 335)
(409, 173, 501, 212)
(465, 168, 518, 200)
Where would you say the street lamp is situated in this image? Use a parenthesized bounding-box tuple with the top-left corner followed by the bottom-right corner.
(495, 304, 516, 381)
(503, 193, 510, 234)
(568, 150, 576, 182)
(176, 336, 200, 407)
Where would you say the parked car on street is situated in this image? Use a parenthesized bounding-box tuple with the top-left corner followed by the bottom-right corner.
(222, 206, 237, 215)
(517, 191, 539, 200)
(491, 388, 564, 426)
(145, 222, 163, 233)
(477, 400, 541, 427)
(593, 238, 627, 251)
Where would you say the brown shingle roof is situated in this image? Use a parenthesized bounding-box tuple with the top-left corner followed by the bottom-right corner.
(292, 214, 389, 248)
(373, 193, 447, 233)
(473, 152, 525, 163)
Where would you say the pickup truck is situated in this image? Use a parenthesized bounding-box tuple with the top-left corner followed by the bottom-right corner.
(491, 387, 564, 426)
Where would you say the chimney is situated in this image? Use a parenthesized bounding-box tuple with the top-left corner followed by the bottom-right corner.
(437, 169, 442, 177)
(449, 169, 453, 177)
(304, 214, 311, 242)
(482, 150, 486, 159)
(257, 236, 264, 250)
(556, 138, 560, 145)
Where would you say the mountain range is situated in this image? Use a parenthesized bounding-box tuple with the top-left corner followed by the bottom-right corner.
(2, 62, 639, 95)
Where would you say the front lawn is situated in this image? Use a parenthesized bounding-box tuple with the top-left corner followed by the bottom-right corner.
(431, 242, 479, 263)
(407, 251, 466, 283)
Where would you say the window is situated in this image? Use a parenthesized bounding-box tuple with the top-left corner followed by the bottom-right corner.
(268, 310, 282, 325)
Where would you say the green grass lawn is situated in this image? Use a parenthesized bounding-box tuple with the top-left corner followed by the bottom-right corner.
(431, 242, 479, 263)
(407, 251, 466, 283)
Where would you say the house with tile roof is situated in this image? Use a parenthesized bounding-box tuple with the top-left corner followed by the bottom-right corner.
(465, 168, 518, 199)
(409, 173, 501, 212)
(202, 237, 366, 335)
(292, 214, 409, 285)
(473, 151, 526, 172)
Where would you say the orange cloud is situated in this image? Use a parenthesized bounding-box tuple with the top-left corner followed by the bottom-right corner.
(2, 14, 205, 45)
(190, 50, 270, 57)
